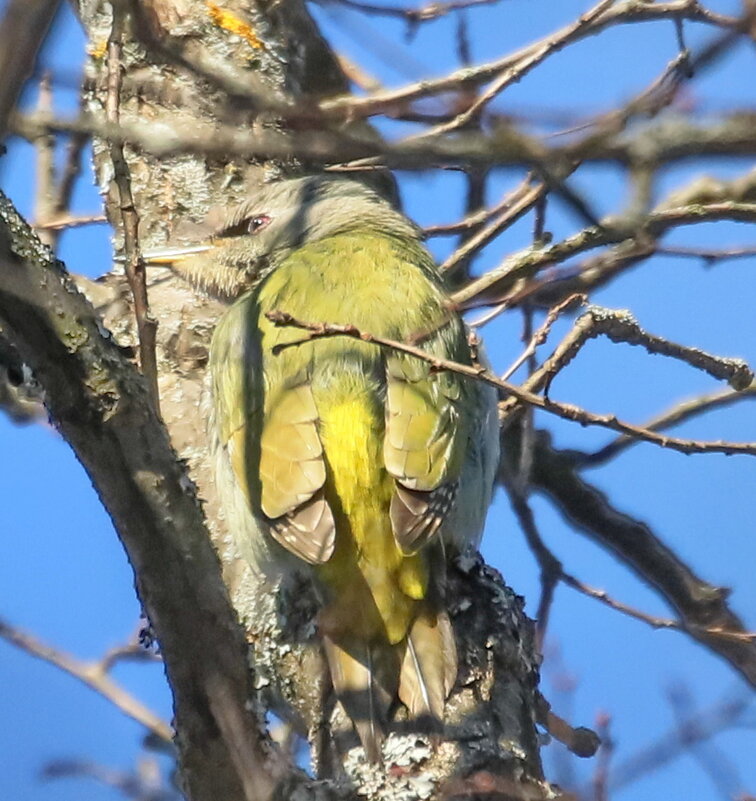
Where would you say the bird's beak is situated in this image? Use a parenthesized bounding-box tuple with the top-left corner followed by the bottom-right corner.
(140, 244, 214, 266)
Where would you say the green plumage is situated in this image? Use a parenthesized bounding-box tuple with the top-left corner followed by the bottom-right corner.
(212, 228, 473, 528)
(153, 177, 500, 760)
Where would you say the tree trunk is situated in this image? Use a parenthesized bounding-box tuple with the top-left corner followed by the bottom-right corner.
(11, 0, 549, 796)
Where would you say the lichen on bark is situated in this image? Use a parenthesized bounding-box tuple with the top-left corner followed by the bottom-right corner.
(70, 0, 547, 796)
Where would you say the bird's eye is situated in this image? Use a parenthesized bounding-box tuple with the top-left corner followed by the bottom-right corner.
(248, 214, 271, 234)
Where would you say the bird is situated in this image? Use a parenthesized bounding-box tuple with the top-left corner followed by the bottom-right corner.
(144, 175, 500, 760)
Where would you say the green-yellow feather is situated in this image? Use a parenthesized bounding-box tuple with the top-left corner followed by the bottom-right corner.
(213, 229, 469, 626)
(150, 175, 499, 759)
(211, 226, 476, 753)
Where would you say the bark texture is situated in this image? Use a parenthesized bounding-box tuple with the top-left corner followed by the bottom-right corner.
(6, 1, 548, 796)
(0, 189, 282, 801)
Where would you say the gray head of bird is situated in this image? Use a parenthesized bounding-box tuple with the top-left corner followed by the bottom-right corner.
(142, 175, 420, 303)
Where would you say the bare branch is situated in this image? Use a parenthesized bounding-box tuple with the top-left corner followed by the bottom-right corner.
(506, 483, 756, 651)
(33, 73, 57, 248)
(34, 212, 107, 230)
(267, 310, 756, 456)
(414, 0, 616, 137)
(0, 0, 60, 137)
(607, 695, 752, 793)
(318, 0, 742, 118)
(30, 77, 91, 250)
(451, 195, 756, 310)
(505, 172, 756, 308)
(448, 166, 490, 280)
(667, 685, 748, 800)
(0, 616, 173, 743)
(425, 175, 534, 236)
(527, 430, 756, 686)
(657, 244, 756, 262)
(437, 45, 700, 293)
(502, 306, 753, 409)
(336, 53, 382, 92)
(440, 179, 546, 275)
(51, 127, 90, 227)
(326, 0, 503, 24)
(41, 757, 178, 800)
(106, 15, 160, 414)
(591, 714, 614, 801)
(0, 189, 288, 801)
(575, 384, 756, 467)
(100, 637, 163, 673)
(14, 109, 756, 172)
(521, 238, 658, 309)
(505, 487, 561, 651)
(499, 294, 586, 381)
(535, 693, 600, 760)
(561, 573, 756, 643)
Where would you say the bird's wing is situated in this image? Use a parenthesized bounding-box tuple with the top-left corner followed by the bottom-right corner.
(257, 375, 335, 564)
(211, 298, 335, 565)
(384, 349, 468, 554)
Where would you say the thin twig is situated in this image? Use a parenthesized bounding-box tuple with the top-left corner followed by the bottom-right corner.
(100, 639, 162, 673)
(335, 53, 382, 92)
(413, 0, 616, 137)
(52, 129, 90, 221)
(440, 179, 545, 274)
(0, 616, 173, 742)
(607, 696, 751, 793)
(532, 191, 547, 244)
(47, 80, 91, 248)
(529, 431, 756, 686)
(332, 13, 730, 181)
(509, 305, 753, 404)
(318, 0, 741, 117)
(448, 165, 489, 279)
(34, 212, 107, 230)
(424, 173, 534, 237)
(450, 201, 756, 310)
(574, 384, 756, 467)
(106, 13, 160, 414)
(535, 692, 601, 759)
(561, 573, 756, 642)
(38, 77, 92, 251)
(500, 294, 586, 381)
(455, 9, 471, 66)
(592, 714, 614, 801)
(513, 238, 658, 310)
(517, 305, 537, 491)
(657, 244, 756, 262)
(41, 757, 178, 799)
(0, 0, 60, 137)
(507, 487, 756, 643)
(266, 310, 756, 456)
(667, 684, 747, 801)
(507, 489, 561, 650)
(326, 0, 502, 24)
(33, 72, 56, 248)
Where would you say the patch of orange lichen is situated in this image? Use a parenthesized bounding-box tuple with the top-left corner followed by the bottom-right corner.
(206, 2, 264, 50)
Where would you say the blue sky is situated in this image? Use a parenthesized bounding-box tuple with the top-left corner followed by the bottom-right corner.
(1, 1, 754, 799)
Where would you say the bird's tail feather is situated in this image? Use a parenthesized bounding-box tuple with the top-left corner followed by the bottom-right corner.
(398, 607, 457, 721)
(324, 606, 457, 760)
(323, 634, 398, 761)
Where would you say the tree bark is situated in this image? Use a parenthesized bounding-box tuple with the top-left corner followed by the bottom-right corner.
(0, 1, 549, 797)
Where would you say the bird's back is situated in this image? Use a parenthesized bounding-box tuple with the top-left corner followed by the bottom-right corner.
(210, 226, 496, 757)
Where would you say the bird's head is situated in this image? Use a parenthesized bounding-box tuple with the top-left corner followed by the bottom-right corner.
(142, 175, 418, 302)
